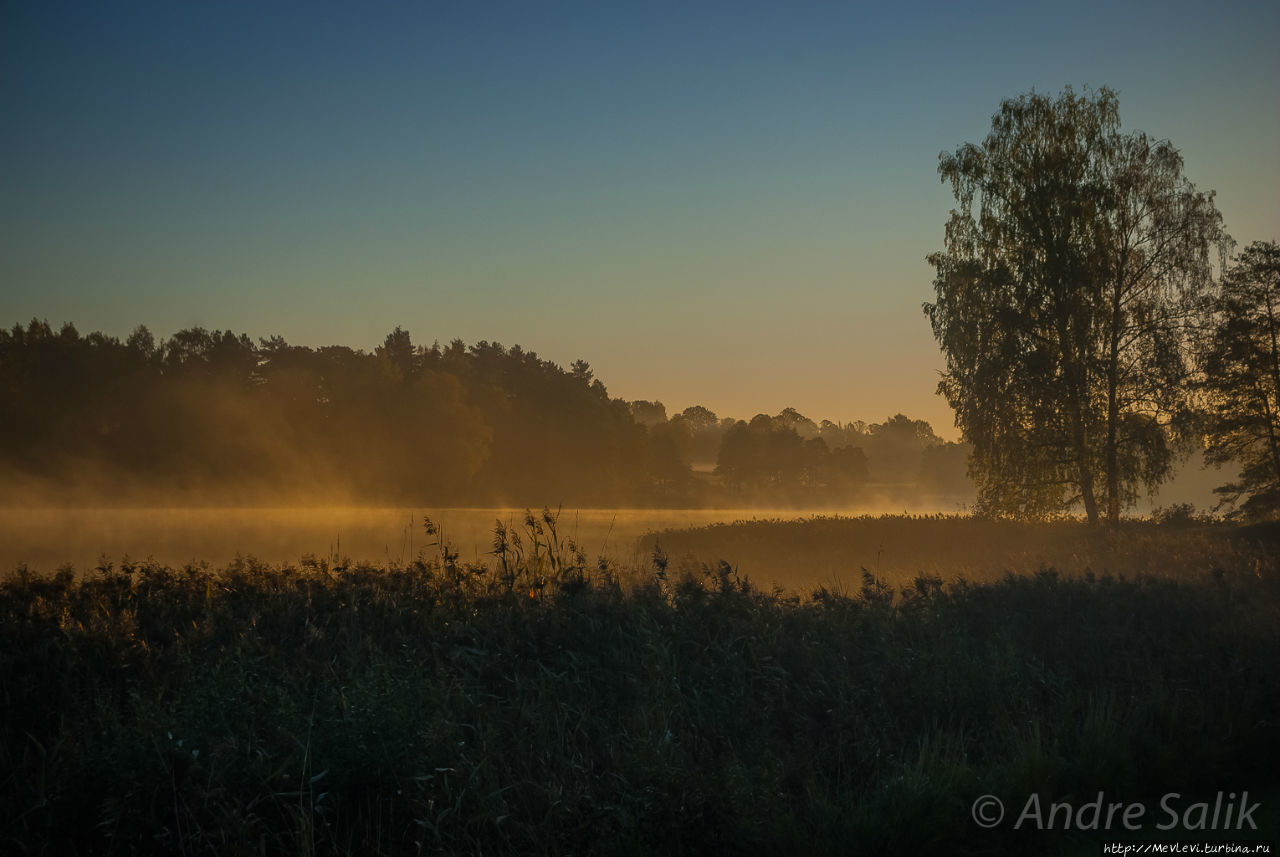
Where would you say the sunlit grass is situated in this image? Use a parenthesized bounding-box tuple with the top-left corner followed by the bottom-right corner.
(642, 513, 1278, 591)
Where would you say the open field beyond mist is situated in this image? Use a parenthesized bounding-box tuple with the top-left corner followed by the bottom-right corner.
(1, 504, 991, 584)
(4, 505, 1271, 591)
(644, 514, 1280, 590)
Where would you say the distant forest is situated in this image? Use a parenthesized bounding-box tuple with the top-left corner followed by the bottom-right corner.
(0, 320, 972, 507)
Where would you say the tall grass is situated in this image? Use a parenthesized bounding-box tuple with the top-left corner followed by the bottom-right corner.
(641, 513, 1279, 590)
(1, 513, 1277, 855)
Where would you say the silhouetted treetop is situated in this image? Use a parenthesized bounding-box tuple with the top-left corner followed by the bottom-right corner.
(1200, 240, 1280, 520)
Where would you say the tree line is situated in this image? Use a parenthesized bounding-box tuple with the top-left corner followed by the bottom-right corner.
(0, 321, 970, 507)
(926, 86, 1279, 523)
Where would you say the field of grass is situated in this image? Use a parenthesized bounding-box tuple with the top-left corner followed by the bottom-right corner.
(642, 513, 1280, 590)
(2, 513, 1278, 855)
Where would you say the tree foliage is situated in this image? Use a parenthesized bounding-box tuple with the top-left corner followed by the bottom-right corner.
(714, 412, 875, 503)
(925, 87, 1226, 523)
(0, 321, 973, 508)
(0, 322, 644, 505)
(1200, 240, 1280, 519)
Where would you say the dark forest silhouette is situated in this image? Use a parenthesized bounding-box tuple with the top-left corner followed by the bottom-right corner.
(0, 320, 971, 507)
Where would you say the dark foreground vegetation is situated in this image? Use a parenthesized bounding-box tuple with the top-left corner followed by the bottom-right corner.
(2, 516, 1278, 855)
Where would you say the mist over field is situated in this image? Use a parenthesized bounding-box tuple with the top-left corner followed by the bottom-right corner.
(0, 319, 1231, 589)
(0, 315, 1238, 598)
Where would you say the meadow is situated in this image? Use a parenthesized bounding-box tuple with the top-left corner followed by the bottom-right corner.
(1, 512, 1278, 855)
(642, 512, 1280, 590)
(0, 505, 986, 586)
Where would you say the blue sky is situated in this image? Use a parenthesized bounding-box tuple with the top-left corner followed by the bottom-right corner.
(3, 0, 1277, 435)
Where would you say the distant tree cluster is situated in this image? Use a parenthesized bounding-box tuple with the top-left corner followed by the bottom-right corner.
(0, 321, 972, 508)
(927, 86, 1277, 522)
(710, 411, 967, 504)
(0, 323, 643, 505)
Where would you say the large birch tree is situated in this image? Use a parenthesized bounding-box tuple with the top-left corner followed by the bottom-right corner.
(924, 87, 1226, 523)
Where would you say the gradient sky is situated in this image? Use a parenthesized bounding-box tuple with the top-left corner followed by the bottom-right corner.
(3, 0, 1277, 437)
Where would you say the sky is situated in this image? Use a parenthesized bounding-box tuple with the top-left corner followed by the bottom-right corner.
(2, 0, 1277, 437)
